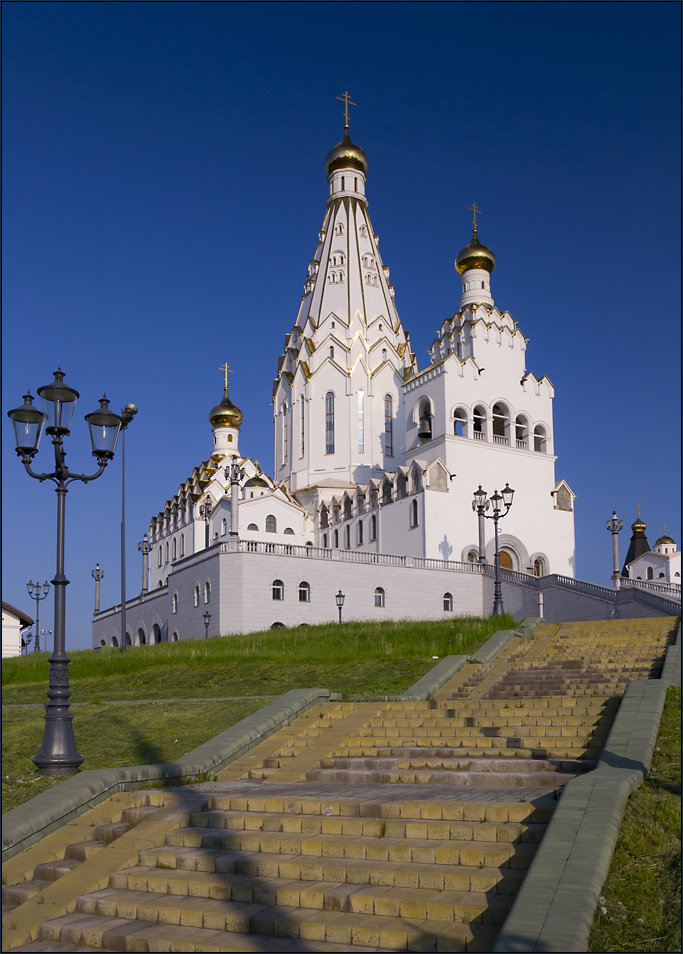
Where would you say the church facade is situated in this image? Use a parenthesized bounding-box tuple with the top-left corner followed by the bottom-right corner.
(92, 117, 601, 647)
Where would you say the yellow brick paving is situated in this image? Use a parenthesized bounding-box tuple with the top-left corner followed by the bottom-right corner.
(2, 618, 674, 952)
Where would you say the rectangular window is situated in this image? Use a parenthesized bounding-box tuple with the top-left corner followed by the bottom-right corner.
(300, 397, 305, 457)
(385, 395, 393, 456)
(358, 390, 365, 453)
(282, 403, 288, 464)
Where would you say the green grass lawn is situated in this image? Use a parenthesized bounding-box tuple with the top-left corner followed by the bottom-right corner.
(2, 615, 511, 812)
(588, 686, 681, 954)
(2, 615, 511, 703)
(2, 699, 263, 813)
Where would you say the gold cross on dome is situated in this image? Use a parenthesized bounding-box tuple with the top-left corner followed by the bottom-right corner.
(219, 363, 233, 389)
(468, 203, 482, 227)
(336, 91, 356, 127)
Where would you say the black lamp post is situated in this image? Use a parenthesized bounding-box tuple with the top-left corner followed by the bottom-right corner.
(26, 579, 50, 652)
(203, 611, 211, 639)
(335, 590, 345, 624)
(119, 404, 138, 653)
(472, 483, 515, 617)
(199, 498, 213, 548)
(41, 629, 53, 654)
(8, 369, 123, 777)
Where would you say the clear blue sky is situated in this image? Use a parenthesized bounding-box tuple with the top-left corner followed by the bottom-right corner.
(3, 1, 680, 651)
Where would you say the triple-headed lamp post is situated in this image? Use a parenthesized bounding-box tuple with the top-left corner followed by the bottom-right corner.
(472, 483, 515, 617)
(8, 369, 124, 777)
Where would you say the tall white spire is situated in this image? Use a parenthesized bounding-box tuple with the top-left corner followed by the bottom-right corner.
(273, 104, 417, 493)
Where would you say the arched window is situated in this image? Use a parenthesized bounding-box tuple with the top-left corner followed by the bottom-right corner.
(247, 523, 258, 531)
(411, 470, 421, 494)
(443, 593, 453, 611)
(658, 572, 665, 579)
(467, 550, 478, 563)
(172, 632, 179, 642)
(453, 408, 467, 437)
(343, 497, 352, 521)
(320, 505, 329, 530)
(172, 593, 178, 614)
(112, 635, 119, 647)
(646, 567, 654, 580)
(299, 581, 310, 602)
(411, 499, 419, 527)
(300, 397, 305, 457)
(194, 585, 200, 607)
(137, 628, 146, 645)
(220, 519, 226, 536)
(417, 400, 432, 440)
(374, 587, 385, 607)
(322, 532, 328, 548)
(204, 581, 211, 604)
(357, 521, 364, 545)
(533, 559, 544, 577)
(384, 395, 393, 456)
(172, 538, 177, 560)
(499, 551, 514, 570)
(272, 579, 284, 600)
(382, 481, 392, 505)
(370, 514, 377, 540)
(492, 403, 510, 445)
(152, 624, 161, 644)
(325, 392, 335, 454)
(515, 416, 529, 449)
(266, 515, 277, 533)
(333, 529, 339, 548)
(165, 542, 169, 563)
(396, 472, 408, 499)
(345, 525, 350, 549)
(180, 533, 185, 556)
(473, 405, 487, 440)
(282, 402, 288, 463)
(158, 548, 162, 567)
(533, 425, 547, 452)
(284, 527, 295, 535)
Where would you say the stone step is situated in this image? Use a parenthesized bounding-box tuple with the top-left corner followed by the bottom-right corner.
(2, 879, 51, 906)
(164, 827, 540, 868)
(336, 746, 599, 766)
(206, 794, 556, 824)
(99, 869, 518, 923)
(357, 721, 607, 736)
(305, 767, 575, 788)
(37, 907, 501, 951)
(318, 756, 591, 775)
(32, 859, 83, 883)
(137, 846, 529, 895)
(188, 809, 548, 842)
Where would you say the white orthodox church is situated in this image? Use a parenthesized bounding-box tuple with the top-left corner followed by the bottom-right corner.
(92, 117, 677, 647)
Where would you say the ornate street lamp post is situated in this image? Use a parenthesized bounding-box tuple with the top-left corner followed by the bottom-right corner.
(203, 611, 211, 639)
(606, 511, 624, 589)
(199, 498, 213, 548)
(92, 563, 104, 614)
(336, 590, 345, 624)
(41, 629, 53, 654)
(225, 456, 246, 537)
(119, 404, 138, 653)
(8, 369, 123, 777)
(472, 483, 515, 617)
(26, 579, 50, 651)
(137, 533, 150, 594)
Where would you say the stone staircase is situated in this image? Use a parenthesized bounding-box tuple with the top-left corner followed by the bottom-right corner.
(3, 617, 674, 952)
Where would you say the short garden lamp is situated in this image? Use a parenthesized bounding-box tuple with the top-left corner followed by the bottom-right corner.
(203, 611, 211, 639)
(335, 589, 345, 624)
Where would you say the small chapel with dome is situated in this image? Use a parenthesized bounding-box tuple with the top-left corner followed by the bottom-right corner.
(92, 103, 676, 646)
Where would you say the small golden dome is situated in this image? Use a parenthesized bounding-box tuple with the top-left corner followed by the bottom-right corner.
(209, 387, 243, 429)
(655, 534, 675, 547)
(455, 228, 496, 275)
(631, 513, 647, 534)
(244, 475, 270, 489)
(325, 128, 368, 177)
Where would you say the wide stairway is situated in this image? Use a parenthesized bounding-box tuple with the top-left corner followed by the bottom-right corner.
(3, 618, 674, 953)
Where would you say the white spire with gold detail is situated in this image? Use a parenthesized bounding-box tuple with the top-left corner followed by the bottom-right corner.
(273, 96, 418, 493)
(456, 203, 496, 308)
(209, 363, 243, 458)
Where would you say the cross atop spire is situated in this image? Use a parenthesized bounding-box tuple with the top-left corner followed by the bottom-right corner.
(336, 91, 356, 129)
(219, 363, 233, 390)
(468, 202, 482, 228)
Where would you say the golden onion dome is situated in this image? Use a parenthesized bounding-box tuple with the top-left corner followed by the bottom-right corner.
(325, 128, 368, 177)
(455, 228, 496, 275)
(209, 387, 243, 429)
(244, 475, 270, 489)
(655, 534, 675, 547)
(631, 513, 647, 534)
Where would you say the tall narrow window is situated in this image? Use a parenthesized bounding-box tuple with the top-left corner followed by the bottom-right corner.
(282, 403, 288, 464)
(358, 390, 365, 453)
(325, 392, 335, 454)
(300, 397, 305, 457)
(384, 395, 393, 456)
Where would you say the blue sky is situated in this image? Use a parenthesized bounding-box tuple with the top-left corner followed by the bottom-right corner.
(3, 1, 680, 651)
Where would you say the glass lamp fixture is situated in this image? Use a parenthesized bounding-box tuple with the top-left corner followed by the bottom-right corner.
(7, 392, 46, 457)
(37, 368, 79, 434)
(490, 490, 504, 514)
(84, 396, 123, 460)
(501, 483, 515, 509)
(472, 485, 488, 511)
